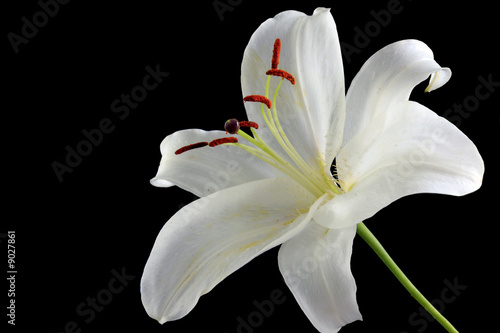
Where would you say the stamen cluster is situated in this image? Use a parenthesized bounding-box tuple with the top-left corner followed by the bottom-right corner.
(174, 39, 342, 198)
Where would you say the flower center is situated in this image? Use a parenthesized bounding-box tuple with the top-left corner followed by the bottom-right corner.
(175, 38, 342, 198)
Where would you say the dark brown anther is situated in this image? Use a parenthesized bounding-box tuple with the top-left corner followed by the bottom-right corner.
(239, 121, 259, 129)
(243, 95, 272, 109)
(271, 38, 281, 69)
(175, 142, 209, 155)
(208, 137, 238, 147)
(265, 69, 296, 85)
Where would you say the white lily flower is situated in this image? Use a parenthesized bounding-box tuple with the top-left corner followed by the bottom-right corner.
(141, 7, 484, 333)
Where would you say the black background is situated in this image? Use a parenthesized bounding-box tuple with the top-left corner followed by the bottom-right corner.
(4, 0, 498, 332)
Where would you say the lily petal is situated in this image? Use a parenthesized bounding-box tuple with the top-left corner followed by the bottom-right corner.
(278, 222, 361, 332)
(344, 39, 451, 145)
(315, 101, 484, 229)
(141, 177, 329, 323)
(241, 8, 345, 175)
(150, 129, 280, 197)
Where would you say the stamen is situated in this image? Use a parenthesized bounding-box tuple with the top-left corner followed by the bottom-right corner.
(243, 95, 272, 109)
(239, 121, 259, 129)
(175, 142, 209, 155)
(265, 69, 296, 85)
(176, 38, 337, 198)
(208, 137, 238, 147)
(271, 38, 281, 69)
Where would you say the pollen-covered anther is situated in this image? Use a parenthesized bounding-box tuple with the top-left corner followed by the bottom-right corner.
(208, 137, 238, 147)
(175, 142, 209, 155)
(243, 95, 272, 109)
(266, 69, 296, 85)
(239, 121, 259, 130)
(271, 38, 281, 69)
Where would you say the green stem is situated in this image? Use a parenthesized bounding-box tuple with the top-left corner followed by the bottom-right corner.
(356, 222, 459, 333)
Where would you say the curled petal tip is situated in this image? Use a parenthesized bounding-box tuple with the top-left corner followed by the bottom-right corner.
(425, 67, 452, 93)
(313, 7, 331, 15)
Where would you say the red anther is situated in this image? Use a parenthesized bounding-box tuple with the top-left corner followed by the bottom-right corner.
(266, 69, 296, 85)
(271, 38, 281, 69)
(243, 95, 272, 109)
(208, 137, 238, 147)
(175, 142, 209, 155)
(239, 121, 259, 130)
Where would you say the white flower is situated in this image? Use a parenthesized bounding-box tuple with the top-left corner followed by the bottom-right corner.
(141, 8, 484, 333)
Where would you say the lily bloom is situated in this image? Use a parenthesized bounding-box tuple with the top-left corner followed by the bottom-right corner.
(141, 7, 484, 332)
